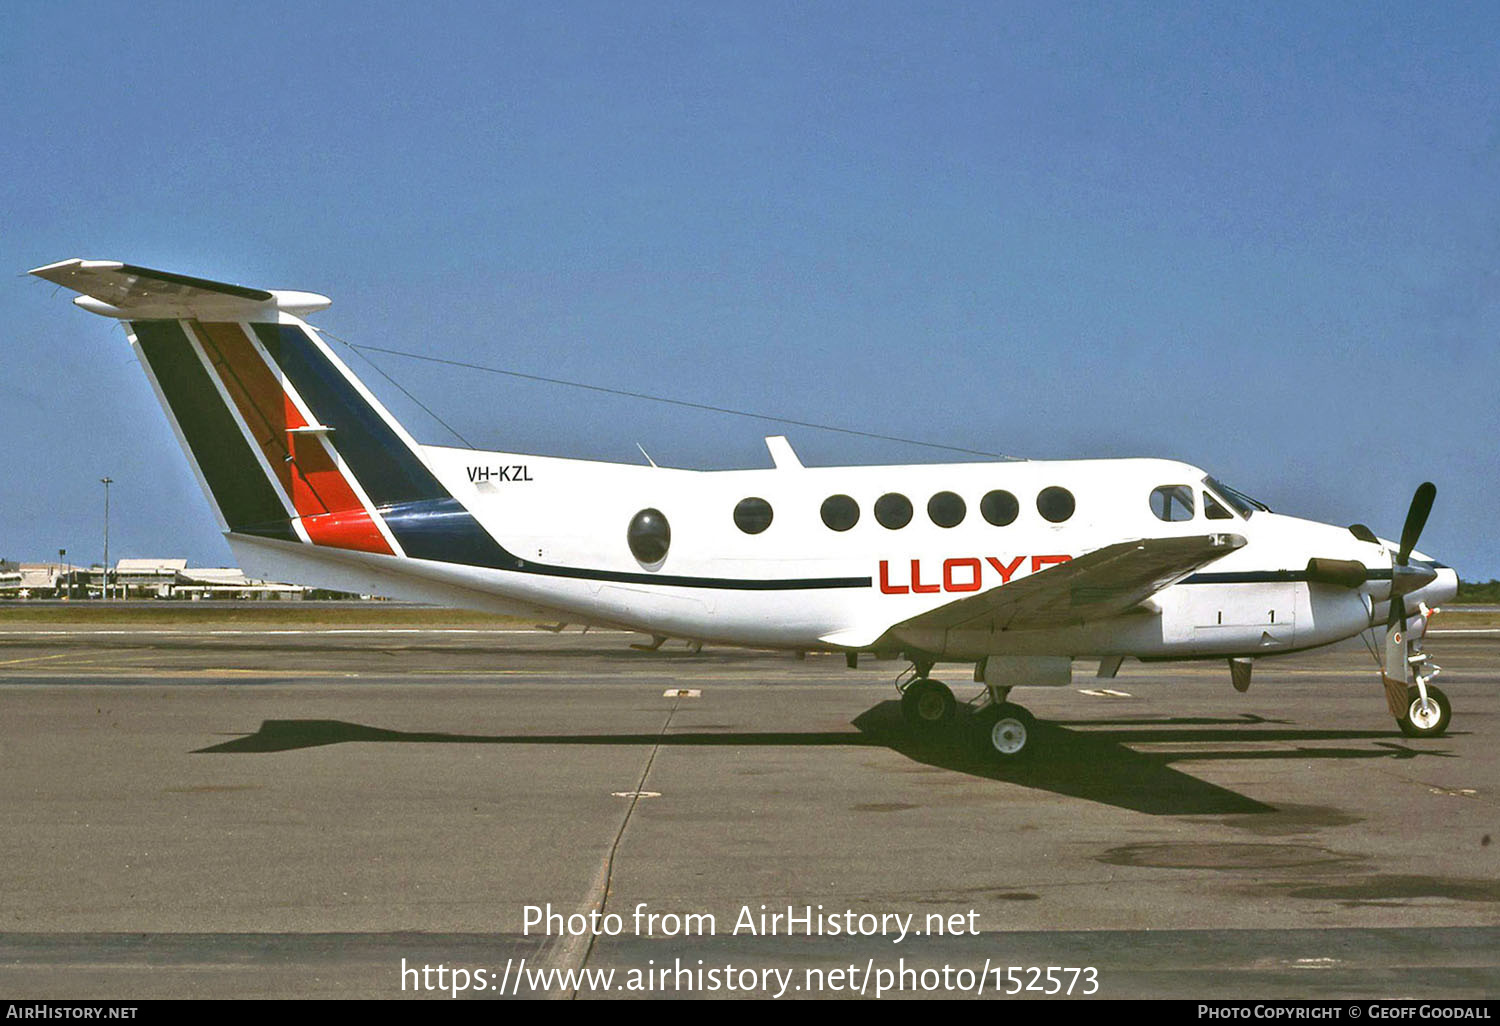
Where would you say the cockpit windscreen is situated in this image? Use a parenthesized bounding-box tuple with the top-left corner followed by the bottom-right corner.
(1203, 476, 1271, 518)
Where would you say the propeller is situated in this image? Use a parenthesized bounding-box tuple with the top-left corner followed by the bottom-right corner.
(1397, 481, 1436, 568)
(1382, 483, 1438, 718)
(1303, 483, 1441, 721)
(1388, 482, 1439, 610)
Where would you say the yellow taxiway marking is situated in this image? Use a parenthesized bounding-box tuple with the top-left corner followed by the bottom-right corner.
(0, 652, 98, 667)
(0, 668, 548, 679)
(0, 628, 632, 637)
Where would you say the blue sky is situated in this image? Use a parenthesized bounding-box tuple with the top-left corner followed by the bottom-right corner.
(4, 2, 1497, 577)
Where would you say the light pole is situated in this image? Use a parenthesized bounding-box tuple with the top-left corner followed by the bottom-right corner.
(58, 548, 68, 600)
(100, 477, 112, 601)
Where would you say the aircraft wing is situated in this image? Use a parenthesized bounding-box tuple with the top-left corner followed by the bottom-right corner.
(825, 532, 1245, 650)
(29, 259, 328, 318)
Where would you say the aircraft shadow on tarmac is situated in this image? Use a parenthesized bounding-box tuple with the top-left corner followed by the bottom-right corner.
(194, 701, 1454, 816)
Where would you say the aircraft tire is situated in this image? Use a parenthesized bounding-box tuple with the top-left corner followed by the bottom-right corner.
(1396, 684, 1451, 738)
(901, 678, 956, 733)
(972, 703, 1035, 760)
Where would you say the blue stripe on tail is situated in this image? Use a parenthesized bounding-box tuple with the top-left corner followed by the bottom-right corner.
(251, 323, 521, 568)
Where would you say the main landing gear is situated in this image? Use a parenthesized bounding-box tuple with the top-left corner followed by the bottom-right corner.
(898, 664, 957, 732)
(897, 664, 1038, 760)
(969, 699, 1036, 760)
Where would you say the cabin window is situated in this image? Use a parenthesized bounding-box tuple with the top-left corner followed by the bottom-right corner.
(980, 489, 1019, 526)
(927, 491, 966, 528)
(1150, 485, 1195, 522)
(1037, 486, 1075, 523)
(626, 508, 671, 565)
(1204, 492, 1233, 520)
(820, 494, 860, 532)
(874, 493, 913, 529)
(733, 497, 774, 534)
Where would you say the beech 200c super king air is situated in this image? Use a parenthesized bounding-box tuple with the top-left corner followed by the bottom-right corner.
(32, 259, 1461, 759)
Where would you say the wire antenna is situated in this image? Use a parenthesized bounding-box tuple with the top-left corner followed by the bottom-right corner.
(322, 331, 1025, 461)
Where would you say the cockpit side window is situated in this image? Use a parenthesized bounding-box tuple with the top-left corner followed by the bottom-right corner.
(1203, 475, 1269, 518)
(1150, 485, 1195, 522)
(1203, 492, 1234, 520)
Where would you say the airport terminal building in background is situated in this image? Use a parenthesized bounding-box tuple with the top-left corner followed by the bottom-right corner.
(0, 557, 364, 601)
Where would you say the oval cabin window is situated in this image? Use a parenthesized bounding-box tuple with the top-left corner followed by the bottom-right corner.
(733, 497, 774, 535)
(980, 489, 1019, 526)
(874, 493, 913, 530)
(927, 491, 966, 528)
(1036, 486, 1075, 523)
(820, 494, 860, 532)
(627, 508, 671, 564)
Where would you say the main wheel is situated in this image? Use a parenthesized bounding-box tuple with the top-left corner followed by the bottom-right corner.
(1396, 683, 1450, 738)
(901, 678, 956, 733)
(971, 702, 1036, 760)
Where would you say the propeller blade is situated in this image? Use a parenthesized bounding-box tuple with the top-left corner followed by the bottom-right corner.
(1397, 482, 1436, 566)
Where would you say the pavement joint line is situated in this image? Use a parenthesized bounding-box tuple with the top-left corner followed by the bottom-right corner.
(541, 691, 683, 999)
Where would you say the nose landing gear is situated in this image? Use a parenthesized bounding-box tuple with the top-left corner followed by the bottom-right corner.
(1382, 621, 1452, 739)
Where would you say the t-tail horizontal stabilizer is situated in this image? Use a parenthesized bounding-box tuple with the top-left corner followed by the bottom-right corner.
(29, 259, 331, 319)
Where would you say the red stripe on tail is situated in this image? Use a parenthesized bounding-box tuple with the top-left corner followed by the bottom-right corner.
(195, 321, 393, 556)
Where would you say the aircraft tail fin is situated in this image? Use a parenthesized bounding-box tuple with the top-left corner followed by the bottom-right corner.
(30, 259, 508, 567)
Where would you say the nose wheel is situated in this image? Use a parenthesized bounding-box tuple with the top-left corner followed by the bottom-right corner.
(1396, 683, 1451, 738)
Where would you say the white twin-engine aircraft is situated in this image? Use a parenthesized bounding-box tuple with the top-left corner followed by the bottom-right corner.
(33, 259, 1460, 759)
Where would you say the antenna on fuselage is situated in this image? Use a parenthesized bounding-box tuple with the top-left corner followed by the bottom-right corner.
(636, 443, 658, 468)
(765, 435, 803, 469)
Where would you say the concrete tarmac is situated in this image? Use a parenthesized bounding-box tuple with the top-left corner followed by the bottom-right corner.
(0, 616, 1495, 999)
